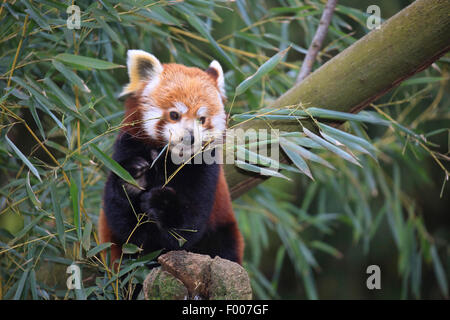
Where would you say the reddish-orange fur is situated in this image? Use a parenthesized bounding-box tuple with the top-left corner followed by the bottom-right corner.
(98, 208, 122, 270)
(208, 166, 244, 264)
(151, 63, 224, 116)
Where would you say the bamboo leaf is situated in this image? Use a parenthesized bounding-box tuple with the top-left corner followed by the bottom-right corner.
(90, 145, 142, 189)
(318, 123, 377, 155)
(55, 53, 123, 70)
(301, 107, 390, 125)
(236, 47, 290, 95)
(29, 270, 38, 300)
(280, 138, 313, 179)
(235, 160, 291, 180)
(134, 249, 163, 263)
(22, 0, 50, 31)
(302, 268, 318, 300)
(177, 6, 236, 71)
(43, 77, 88, 122)
(104, 249, 162, 287)
(281, 133, 323, 149)
(303, 128, 361, 166)
(93, 9, 124, 47)
(310, 241, 343, 258)
(10, 213, 46, 245)
(430, 245, 449, 297)
(13, 269, 29, 300)
(319, 129, 376, 160)
(99, 0, 121, 21)
(232, 114, 306, 121)
(401, 76, 445, 86)
(319, 131, 345, 146)
(25, 171, 41, 209)
(87, 242, 112, 258)
(282, 137, 335, 169)
(52, 60, 91, 93)
(269, 5, 315, 14)
(70, 177, 81, 240)
(11, 76, 66, 132)
(82, 221, 92, 251)
(235, 145, 280, 169)
(50, 181, 66, 250)
(5, 134, 42, 182)
(28, 101, 45, 139)
(122, 243, 143, 255)
(150, 144, 168, 169)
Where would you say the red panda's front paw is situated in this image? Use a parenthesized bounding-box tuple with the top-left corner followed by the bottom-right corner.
(125, 157, 149, 179)
(121, 157, 149, 195)
(140, 187, 183, 229)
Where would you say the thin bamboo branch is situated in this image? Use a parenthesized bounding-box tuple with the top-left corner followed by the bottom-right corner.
(296, 0, 338, 83)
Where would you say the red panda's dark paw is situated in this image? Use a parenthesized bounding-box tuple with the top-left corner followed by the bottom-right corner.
(121, 157, 149, 195)
(140, 187, 183, 228)
(124, 157, 149, 179)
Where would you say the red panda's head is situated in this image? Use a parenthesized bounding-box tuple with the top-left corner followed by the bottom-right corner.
(120, 50, 226, 155)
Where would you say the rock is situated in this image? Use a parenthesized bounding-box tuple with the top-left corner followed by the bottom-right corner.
(143, 268, 188, 300)
(157, 250, 211, 297)
(209, 256, 252, 300)
(143, 250, 252, 300)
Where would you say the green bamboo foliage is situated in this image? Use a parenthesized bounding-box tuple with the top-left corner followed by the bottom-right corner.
(0, 0, 449, 300)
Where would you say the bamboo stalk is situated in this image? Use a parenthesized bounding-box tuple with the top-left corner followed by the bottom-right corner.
(296, 0, 338, 83)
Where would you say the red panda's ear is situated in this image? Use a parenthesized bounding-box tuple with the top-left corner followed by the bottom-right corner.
(205, 60, 226, 99)
(120, 50, 163, 97)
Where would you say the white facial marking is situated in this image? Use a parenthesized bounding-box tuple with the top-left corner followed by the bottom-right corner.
(142, 75, 160, 97)
(173, 102, 188, 114)
(212, 112, 226, 132)
(164, 118, 194, 144)
(197, 106, 208, 117)
(142, 106, 163, 137)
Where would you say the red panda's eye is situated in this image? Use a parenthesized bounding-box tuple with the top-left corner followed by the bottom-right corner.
(169, 111, 180, 121)
(199, 117, 206, 125)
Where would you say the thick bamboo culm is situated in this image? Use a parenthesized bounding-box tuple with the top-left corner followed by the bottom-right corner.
(225, 0, 450, 199)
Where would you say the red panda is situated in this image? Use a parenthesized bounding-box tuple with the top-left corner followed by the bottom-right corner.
(98, 50, 244, 269)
